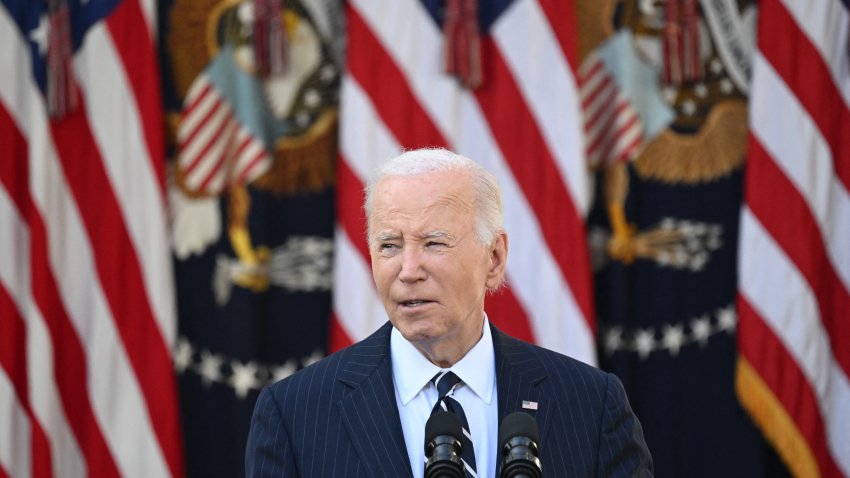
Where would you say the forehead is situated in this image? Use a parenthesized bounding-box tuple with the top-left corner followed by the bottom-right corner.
(370, 170, 476, 226)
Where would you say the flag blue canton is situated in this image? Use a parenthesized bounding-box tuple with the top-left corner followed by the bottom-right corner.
(420, 0, 515, 32)
(2, 0, 120, 92)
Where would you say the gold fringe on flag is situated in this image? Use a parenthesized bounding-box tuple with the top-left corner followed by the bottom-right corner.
(736, 357, 820, 478)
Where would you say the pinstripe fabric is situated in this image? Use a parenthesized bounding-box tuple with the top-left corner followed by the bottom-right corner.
(247, 322, 653, 477)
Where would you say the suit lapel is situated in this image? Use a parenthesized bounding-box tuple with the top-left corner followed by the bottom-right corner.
(492, 324, 558, 471)
(336, 323, 414, 478)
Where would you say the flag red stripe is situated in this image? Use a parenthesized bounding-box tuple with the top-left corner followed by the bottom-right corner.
(584, 86, 619, 132)
(183, 82, 213, 118)
(581, 74, 614, 112)
(336, 155, 370, 263)
(0, 285, 53, 478)
(197, 119, 239, 190)
(329, 312, 354, 352)
(759, 0, 850, 192)
(578, 59, 603, 83)
(180, 101, 226, 173)
(614, 133, 642, 164)
(746, 136, 850, 377)
(49, 106, 182, 477)
(235, 147, 267, 184)
(0, 109, 121, 478)
(586, 99, 630, 155)
(737, 295, 843, 477)
(538, 0, 578, 70)
(185, 113, 235, 178)
(179, 97, 224, 154)
(594, 113, 640, 165)
(485, 286, 535, 343)
(346, 5, 446, 148)
(104, 0, 167, 196)
(475, 37, 595, 324)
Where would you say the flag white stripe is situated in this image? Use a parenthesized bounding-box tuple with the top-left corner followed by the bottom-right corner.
(0, 371, 31, 478)
(492, 0, 590, 214)
(750, 53, 850, 292)
(179, 81, 219, 143)
(0, 186, 88, 478)
(75, 24, 176, 345)
(584, 98, 633, 147)
(779, 0, 850, 106)
(184, 117, 239, 191)
(0, 16, 171, 478)
(739, 208, 850, 474)
(180, 103, 232, 174)
(338, 77, 401, 184)
(183, 75, 212, 109)
(582, 80, 617, 126)
(332, 226, 387, 340)
(579, 61, 608, 102)
(234, 139, 268, 178)
(137, 0, 156, 36)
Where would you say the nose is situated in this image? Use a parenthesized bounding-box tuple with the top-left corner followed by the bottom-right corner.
(398, 246, 427, 283)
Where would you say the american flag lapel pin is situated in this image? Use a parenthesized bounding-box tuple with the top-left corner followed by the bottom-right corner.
(522, 400, 538, 411)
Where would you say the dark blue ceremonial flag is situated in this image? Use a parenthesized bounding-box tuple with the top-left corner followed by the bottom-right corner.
(158, 0, 343, 475)
(577, 2, 793, 475)
(590, 168, 789, 477)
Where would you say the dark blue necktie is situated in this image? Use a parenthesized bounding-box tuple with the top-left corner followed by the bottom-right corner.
(430, 371, 477, 478)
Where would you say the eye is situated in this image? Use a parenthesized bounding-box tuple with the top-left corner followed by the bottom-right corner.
(426, 241, 446, 248)
(378, 243, 401, 256)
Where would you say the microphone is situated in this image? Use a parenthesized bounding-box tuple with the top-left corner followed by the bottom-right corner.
(499, 412, 542, 478)
(424, 411, 465, 478)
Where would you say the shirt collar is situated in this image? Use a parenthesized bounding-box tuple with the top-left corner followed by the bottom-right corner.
(391, 315, 496, 406)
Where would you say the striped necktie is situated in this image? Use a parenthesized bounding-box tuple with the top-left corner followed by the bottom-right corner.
(430, 371, 477, 478)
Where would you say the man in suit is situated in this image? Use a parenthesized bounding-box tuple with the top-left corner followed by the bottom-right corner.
(246, 148, 653, 477)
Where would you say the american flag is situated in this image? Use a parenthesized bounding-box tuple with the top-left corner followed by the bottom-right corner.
(736, 0, 850, 476)
(331, 0, 596, 364)
(0, 0, 183, 477)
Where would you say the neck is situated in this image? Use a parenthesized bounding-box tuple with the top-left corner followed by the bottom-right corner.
(414, 316, 485, 368)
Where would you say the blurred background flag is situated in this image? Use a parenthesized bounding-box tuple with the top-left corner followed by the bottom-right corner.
(736, 0, 850, 476)
(0, 0, 183, 477)
(161, 0, 342, 474)
(331, 0, 597, 365)
(578, 1, 791, 476)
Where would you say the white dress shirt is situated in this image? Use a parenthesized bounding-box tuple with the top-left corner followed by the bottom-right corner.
(391, 317, 498, 478)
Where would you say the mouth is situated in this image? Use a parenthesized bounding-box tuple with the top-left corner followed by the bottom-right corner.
(399, 299, 435, 308)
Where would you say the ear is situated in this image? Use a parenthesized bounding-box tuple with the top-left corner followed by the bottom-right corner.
(485, 232, 508, 290)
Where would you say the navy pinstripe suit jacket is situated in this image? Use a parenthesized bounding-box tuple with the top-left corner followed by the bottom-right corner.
(246, 322, 653, 477)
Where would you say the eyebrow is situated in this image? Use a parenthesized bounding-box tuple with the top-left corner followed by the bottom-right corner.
(421, 231, 454, 241)
(374, 232, 400, 242)
(373, 231, 456, 242)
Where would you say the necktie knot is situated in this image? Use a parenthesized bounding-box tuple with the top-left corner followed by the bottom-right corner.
(431, 370, 463, 398)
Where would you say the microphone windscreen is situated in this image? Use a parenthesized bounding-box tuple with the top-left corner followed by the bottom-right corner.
(498, 412, 540, 448)
(425, 411, 463, 446)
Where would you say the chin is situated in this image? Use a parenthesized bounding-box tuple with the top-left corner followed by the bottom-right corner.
(394, 319, 441, 344)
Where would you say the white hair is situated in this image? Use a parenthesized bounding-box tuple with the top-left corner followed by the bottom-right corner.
(364, 148, 505, 246)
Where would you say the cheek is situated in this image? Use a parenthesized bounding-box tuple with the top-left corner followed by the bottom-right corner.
(371, 260, 396, 288)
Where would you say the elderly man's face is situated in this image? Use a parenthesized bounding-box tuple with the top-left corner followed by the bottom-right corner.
(369, 170, 506, 365)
